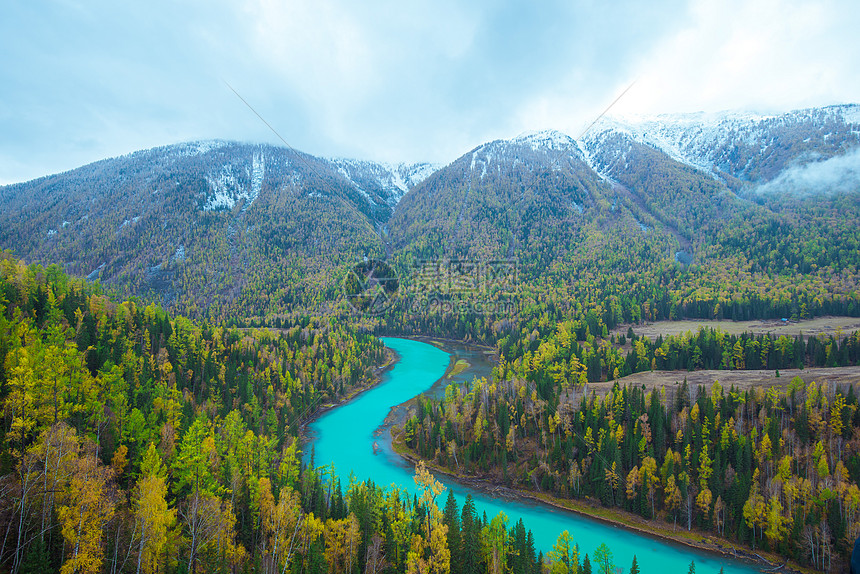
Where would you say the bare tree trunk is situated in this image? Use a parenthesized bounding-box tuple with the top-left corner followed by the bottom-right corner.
(136, 519, 146, 574)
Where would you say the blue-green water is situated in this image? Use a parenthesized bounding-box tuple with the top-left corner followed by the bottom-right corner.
(307, 337, 760, 573)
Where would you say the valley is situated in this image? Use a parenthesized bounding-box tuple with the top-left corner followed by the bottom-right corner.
(0, 104, 859, 574)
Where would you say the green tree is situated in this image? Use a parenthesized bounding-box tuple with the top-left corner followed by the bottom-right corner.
(581, 553, 592, 574)
(548, 530, 578, 574)
(592, 543, 614, 574)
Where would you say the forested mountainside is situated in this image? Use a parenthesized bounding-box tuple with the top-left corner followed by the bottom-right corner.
(0, 143, 431, 320)
(1, 106, 858, 332)
(1, 104, 860, 574)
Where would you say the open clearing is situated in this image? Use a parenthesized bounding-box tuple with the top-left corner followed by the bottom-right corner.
(587, 366, 860, 395)
(610, 316, 860, 341)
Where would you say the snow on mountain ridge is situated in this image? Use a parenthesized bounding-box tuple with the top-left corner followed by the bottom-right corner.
(203, 146, 265, 211)
(512, 129, 578, 151)
(582, 105, 860, 182)
(327, 158, 440, 207)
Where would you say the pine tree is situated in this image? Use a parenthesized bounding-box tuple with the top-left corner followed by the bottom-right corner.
(443, 490, 462, 574)
(582, 553, 592, 574)
(460, 496, 479, 574)
(19, 536, 51, 574)
(629, 554, 640, 574)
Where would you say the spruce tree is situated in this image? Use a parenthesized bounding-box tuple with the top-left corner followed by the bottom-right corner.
(443, 490, 462, 574)
(582, 553, 592, 574)
(460, 495, 479, 574)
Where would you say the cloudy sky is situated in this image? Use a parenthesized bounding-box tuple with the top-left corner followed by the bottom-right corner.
(1, 0, 858, 184)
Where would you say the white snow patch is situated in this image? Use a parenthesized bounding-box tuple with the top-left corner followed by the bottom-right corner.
(172, 245, 185, 262)
(203, 148, 265, 211)
(62, 221, 70, 227)
(47, 229, 56, 236)
(204, 167, 240, 210)
(387, 168, 409, 195)
(180, 140, 228, 157)
(326, 158, 439, 207)
(404, 163, 438, 185)
(245, 150, 265, 210)
(842, 105, 860, 125)
(514, 129, 577, 151)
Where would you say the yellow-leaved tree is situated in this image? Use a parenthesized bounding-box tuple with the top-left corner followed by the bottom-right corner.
(259, 477, 302, 573)
(324, 514, 361, 574)
(406, 461, 450, 574)
(134, 442, 176, 574)
(58, 441, 116, 574)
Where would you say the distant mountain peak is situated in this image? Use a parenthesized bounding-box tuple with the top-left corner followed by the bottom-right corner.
(581, 104, 860, 189)
(326, 158, 439, 208)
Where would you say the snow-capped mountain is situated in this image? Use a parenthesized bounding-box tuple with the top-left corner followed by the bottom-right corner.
(387, 128, 611, 263)
(0, 140, 405, 310)
(583, 105, 860, 188)
(2, 103, 858, 316)
(454, 129, 590, 184)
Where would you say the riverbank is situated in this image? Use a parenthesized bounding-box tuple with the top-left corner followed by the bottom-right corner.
(389, 427, 813, 574)
(298, 345, 399, 433)
(306, 336, 784, 574)
(403, 334, 496, 354)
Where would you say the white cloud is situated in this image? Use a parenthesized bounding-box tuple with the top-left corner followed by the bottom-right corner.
(614, 0, 860, 117)
(0, 0, 857, 183)
(756, 147, 860, 195)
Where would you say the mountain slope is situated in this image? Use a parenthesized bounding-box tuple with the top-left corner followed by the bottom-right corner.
(327, 158, 438, 210)
(586, 104, 860, 191)
(2, 105, 859, 326)
(0, 141, 415, 318)
(389, 130, 625, 269)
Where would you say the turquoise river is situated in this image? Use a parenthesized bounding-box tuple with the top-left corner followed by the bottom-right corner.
(307, 337, 762, 573)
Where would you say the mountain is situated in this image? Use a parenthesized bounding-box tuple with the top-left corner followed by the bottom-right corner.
(0, 141, 429, 319)
(584, 104, 860, 192)
(391, 130, 599, 258)
(326, 158, 438, 211)
(2, 105, 859, 327)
